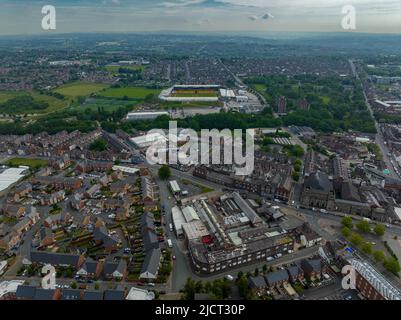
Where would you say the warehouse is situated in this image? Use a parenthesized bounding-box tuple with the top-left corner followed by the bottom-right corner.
(169, 180, 181, 195)
(0, 167, 28, 193)
(126, 111, 169, 121)
(130, 132, 167, 149)
(171, 206, 186, 237)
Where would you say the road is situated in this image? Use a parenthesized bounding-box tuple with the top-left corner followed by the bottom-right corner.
(349, 59, 399, 178)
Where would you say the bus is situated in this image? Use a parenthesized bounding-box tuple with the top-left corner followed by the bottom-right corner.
(167, 239, 173, 248)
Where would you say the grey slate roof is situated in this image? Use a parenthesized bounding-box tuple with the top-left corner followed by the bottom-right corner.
(248, 276, 267, 289)
(141, 248, 161, 277)
(301, 259, 322, 273)
(16, 285, 36, 299)
(265, 269, 289, 286)
(62, 289, 81, 300)
(103, 290, 125, 300)
(83, 291, 104, 300)
(30, 250, 82, 267)
(304, 171, 333, 192)
(287, 265, 302, 279)
(142, 229, 159, 251)
(34, 288, 56, 300)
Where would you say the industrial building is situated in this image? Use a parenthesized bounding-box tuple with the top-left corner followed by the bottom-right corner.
(171, 191, 319, 274)
(126, 111, 169, 121)
(0, 167, 28, 193)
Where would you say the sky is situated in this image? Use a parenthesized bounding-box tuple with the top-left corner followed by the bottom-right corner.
(0, 0, 400, 35)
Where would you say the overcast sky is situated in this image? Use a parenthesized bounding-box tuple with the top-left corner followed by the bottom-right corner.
(0, 0, 400, 35)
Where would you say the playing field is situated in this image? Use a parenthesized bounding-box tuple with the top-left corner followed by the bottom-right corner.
(100, 86, 161, 99)
(105, 65, 145, 72)
(0, 91, 24, 103)
(0, 91, 68, 114)
(53, 82, 109, 98)
(6, 157, 48, 169)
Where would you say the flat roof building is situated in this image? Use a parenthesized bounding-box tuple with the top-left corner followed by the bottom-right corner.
(126, 111, 169, 121)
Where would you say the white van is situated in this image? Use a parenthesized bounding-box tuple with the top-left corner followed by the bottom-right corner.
(167, 239, 173, 248)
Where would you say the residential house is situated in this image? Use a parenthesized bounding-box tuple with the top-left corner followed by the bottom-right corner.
(39, 227, 55, 247)
(300, 259, 326, 279)
(265, 270, 289, 288)
(29, 251, 85, 269)
(140, 248, 161, 280)
(93, 226, 119, 252)
(287, 265, 304, 283)
(103, 260, 127, 280)
(248, 276, 267, 293)
(76, 258, 103, 279)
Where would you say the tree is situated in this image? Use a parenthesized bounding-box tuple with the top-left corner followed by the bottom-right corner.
(384, 257, 401, 275)
(158, 165, 171, 180)
(341, 216, 353, 229)
(94, 282, 99, 290)
(356, 220, 371, 233)
(361, 242, 373, 255)
(70, 282, 77, 289)
(373, 250, 385, 262)
(89, 138, 108, 152)
(374, 224, 386, 236)
(182, 278, 196, 300)
(292, 171, 300, 181)
(341, 226, 352, 238)
(350, 233, 363, 246)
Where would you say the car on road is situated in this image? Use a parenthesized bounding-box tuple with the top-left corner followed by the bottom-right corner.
(147, 283, 155, 287)
(172, 255, 176, 260)
(320, 209, 327, 213)
(225, 275, 234, 281)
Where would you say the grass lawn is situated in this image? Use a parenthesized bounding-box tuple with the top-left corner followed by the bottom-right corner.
(321, 96, 331, 105)
(161, 101, 220, 109)
(105, 65, 145, 72)
(0, 91, 68, 114)
(0, 91, 25, 103)
(71, 98, 136, 113)
(6, 157, 48, 169)
(53, 82, 109, 98)
(100, 86, 161, 99)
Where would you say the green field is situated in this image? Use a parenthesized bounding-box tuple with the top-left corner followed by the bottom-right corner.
(161, 101, 221, 109)
(105, 65, 145, 72)
(0, 91, 24, 103)
(53, 82, 109, 98)
(0, 91, 68, 114)
(6, 157, 48, 169)
(100, 86, 161, 99)
(252, 84, 272, 100)
(70, 98, 136, 113)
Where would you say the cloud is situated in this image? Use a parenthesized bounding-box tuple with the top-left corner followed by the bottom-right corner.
(261, 12, 274, 19)
(248, 15, 258, 21)
(161, 0, 207, 7)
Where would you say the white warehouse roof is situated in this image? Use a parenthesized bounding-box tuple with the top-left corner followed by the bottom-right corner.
(0, 167, 27, 192)
(169, 180, 181, 193)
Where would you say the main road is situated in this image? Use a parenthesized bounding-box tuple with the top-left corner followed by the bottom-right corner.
(349, 59, 399, 178)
